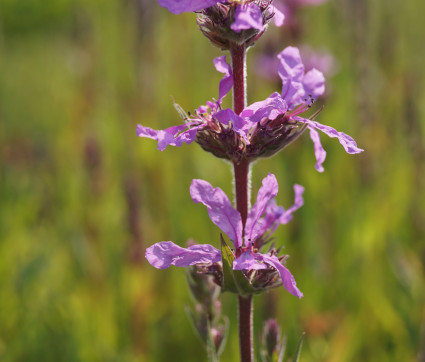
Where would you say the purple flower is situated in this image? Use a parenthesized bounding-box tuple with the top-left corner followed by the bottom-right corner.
(230, 2, 264, 32)
(214, 55, 234, 104)
(256, 45, 337, 81)
(136, 55, 232, 151)
(278, 46, 325, 108)
(157, 0, 284, 35)
(157, 0, 220, 14)
(158, 0, 284, 27)
(145, 173, 304, 298)
(137, 46, 363, 170)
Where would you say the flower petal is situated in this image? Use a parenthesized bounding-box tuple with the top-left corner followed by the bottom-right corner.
(258, 254, 303, 298)
(271, 5, 285, 26)
(214, 108, 244, 128)
(278, 184, 304, 224)
(258, 200, 282, 235)
(214, 55, 234, 104)
(230, 3, 263, 32)
(214, 108, 251, 143)
(240, 92, 281, 117)
(278, 46, 326, 108)
(245, 173, 279, 246)
(136, 123, 203, 151)
(306, 120, 364, 154)
(190, 179, 243, 248)
(157, 0, 219, 14)
(307, 125, 326, 172)
(303, 68, 325, 100)
(294, 118, 364, 171)
(145, 241, 221, 269)
(233, 250, 267, 270)
(278, 46, 305, 83)
(255, 184, 304, 238)
(242, 93, 287, 124)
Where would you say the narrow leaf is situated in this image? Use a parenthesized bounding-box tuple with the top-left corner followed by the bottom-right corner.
(277, 333, 287, 362)
(220, 235, 262, 296)
(220, 235, 239, 294)
(292, 332, 305, 362)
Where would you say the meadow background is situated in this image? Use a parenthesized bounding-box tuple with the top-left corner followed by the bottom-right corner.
(1, 0, 424, 361)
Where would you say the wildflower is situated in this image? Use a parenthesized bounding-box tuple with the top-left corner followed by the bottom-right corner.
(137, 46, 363, 170)
(156, 0, 284, 48)
(136, 55, 232, 151)
(158, 0, 284, 29)
(145, 173, 304, 298)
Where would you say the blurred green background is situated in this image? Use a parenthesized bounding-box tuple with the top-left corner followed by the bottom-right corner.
(0, 0, 424, 361)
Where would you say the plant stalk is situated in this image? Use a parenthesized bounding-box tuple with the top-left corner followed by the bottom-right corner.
(231, 41, 253, 362)
(230, 42, 246, 115)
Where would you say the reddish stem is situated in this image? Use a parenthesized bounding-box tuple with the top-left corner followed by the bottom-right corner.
(233, 159, 250, 229)
(230, 42, 246, 115)
(238, 295, 253, 362)
(231, 41, 253, 362)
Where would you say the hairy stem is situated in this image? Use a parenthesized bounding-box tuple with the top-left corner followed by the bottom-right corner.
(230, 42, 246, 115)
(231, 41, 253, 362)
(238, 294, 253, 362)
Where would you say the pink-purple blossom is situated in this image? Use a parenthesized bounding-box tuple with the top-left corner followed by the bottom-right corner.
(256, 46, 337, 81)
(157, 0, 284, 33)
(145, 173, 304, 298)
(230, 2, 264, 32)
(137, 46, 363, 170)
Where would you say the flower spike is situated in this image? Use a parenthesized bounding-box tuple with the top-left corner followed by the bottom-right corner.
(145, 174, 305, 298)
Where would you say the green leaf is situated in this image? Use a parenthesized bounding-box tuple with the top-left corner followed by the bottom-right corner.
(277, 333, 287, 362)
(220, 235, 263, 296)
(292, 332, 305, 362)
(220, 234, 239, 294)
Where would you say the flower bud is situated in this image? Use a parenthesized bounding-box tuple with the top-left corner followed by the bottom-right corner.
(262, 319, 281, 358)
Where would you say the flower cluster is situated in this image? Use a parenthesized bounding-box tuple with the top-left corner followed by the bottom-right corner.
(141, 0, 364, 358)
(158, 0, 284, 49)
(137, 46, 363, 171)
(146, 173, 304, 298)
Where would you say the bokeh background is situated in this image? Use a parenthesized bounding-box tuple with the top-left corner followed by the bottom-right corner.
(1, 0, 424, 361)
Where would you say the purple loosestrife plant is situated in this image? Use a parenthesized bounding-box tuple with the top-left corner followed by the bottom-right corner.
(137, 46, 363, 171)
(139, 0, 364, 360)
(146, 173, 304, 298)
